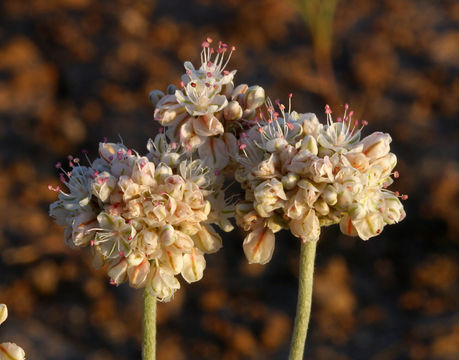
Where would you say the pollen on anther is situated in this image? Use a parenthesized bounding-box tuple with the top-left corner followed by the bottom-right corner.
(401, 194, 408, 200)
(393, 171, 400, 178)
(239, 144, 247, 150)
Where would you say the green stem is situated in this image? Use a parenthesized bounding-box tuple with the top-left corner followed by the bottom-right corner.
(142, 289, 156, 360)
(288, 240, 317, 360)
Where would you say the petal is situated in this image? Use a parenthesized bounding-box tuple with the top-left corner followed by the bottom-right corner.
(243, 227, 275, 265)
(181, 248, 206, 283)
(192, 114, 224, 136)
(198, 137, 229, 170)
(127, 259, 151, 288)
(352, 212, 385, 240)
(0, 343, 26, 360)
(0, 304, 7, 326)
(193, 225, 222, 254)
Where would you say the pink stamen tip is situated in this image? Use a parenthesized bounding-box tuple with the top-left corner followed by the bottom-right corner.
(103, 137, 107, 143)
(201, 41, 210, 48)
(288, 93, 293, 98)
(159, 127, 164, 133)
(257, 128, 264, 134)
(90, 240, 95, 246)
(287, 123, 294, 130)
(345, 104, 349, 110)
(109, 280, 116, 285)
(190, 82, 196, 88)
(223, 70, 229, 75)
(231, 46, 236, 51)
(213, 84, 218, 89)
(349, 111, 354, 117)
(207, 61, 212, 67)
(210, 48, 214, 54)
(171, 142, 177, 149)
(241, 133, 248, 138)
(180, 81, 185, 88)
(186, 70, 191, 75)
(354, 120, 359, 126)
(119, 251, 125, 257)
(239, 144, 247, 150)
(274, 99, 280, 105)
(60, 174, 66, 183)
(401, 194, 408, 200)
(206, 72, 212, 78)
(47, 185, 53, 191)
(206, 37, 213, 43)
(337, 117, 342, 122)
(393, 171, 400, 178)
(394, 191, 400, 197)
(362, 120, 368, 126)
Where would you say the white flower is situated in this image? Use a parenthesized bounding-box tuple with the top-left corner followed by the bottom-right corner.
(181, 248, 206, 283)
(148, 266, 181, 302)
(360, 132, 392, 160)
(0, 304, 26, 360)
(254, 178, 287, 217)
(290, 209, 321, 242)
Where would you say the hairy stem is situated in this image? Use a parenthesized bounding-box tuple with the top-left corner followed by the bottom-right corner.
(142, 289, 156, 360)
(288, 240, 317, 360)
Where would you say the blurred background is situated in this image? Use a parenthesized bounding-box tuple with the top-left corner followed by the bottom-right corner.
(0, 0, 458, 359)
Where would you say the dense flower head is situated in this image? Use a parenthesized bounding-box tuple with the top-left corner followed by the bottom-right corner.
(150, 38, 266, 171)
(235, 99, 406, 264)
(49, 134, 233, 302)
(0, 304, 26, 360)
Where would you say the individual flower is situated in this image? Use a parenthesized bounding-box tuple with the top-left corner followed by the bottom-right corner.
(50, 134, 233, 302)
(0, 304, 26, 360)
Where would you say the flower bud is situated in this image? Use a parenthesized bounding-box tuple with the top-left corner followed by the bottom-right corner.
(149, 89, 164, 108)
(155, 163, 173, 182)
(107, 258, 128, 285)
(345, 152, 369, 172)
(222, 82, 234, 98)
(167, 84, 178, 94)
(282, 173, 299, 190)
(160, 225, 176, 246)
(243, 227, 275, 264)
(265, 137, 288, 152)
(231, 84, 248, 100)
(300, 135, 318, 155)
(92, 171, 117, 202)
(352, 212, 385, 240)
(245, 85, 265, 110)
(181, 248, 206, 283)
(323, 185, 338, 206)
(361, 132, 392, 160)
(314, 198, 329, 216)
(223, 100, 243, 121)
(267, 215, 286, 233)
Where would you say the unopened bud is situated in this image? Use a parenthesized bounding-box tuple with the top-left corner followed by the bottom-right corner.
(127, 259, 150, 288)
(231, 84, 248, 100)
(282, 173, 299, 190)
(149, 89, 165, 108)
(323, 185, 338, 206)
(224, 100, 243, 121)
(361, 132, 392, 160)
(314, 198, 329, 216)
(167, 84, 178, 95)
(300, 135, 318, 155)
(160, 224, 176, 246)
(245, 85, 265, 110)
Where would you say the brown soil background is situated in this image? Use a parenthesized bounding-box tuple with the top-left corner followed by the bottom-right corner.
(0, 0, 458, 359)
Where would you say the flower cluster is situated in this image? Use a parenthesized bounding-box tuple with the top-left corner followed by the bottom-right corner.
(49, 134, 232, 301)
(235, 101, 406, 264)
(150, 38, 266, 171)
(0, 304, 25, 360)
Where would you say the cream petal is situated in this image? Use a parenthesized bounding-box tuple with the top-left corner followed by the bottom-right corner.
(352, 212, 385, 240)
(127, 259, 151, 288)
(181, 248, 206, 283)
(0, 343, 26, 360)
(0, 304, 7, 326)
(243, 227, 275, 265)
(193, 225, 222, 254)
(198, 137, 229, 170)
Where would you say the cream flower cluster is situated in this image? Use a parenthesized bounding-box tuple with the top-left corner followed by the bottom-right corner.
(0, 304, 25, 360)
(150, 38, 266, 171)
(49, 134, 232, 302)
(235, 101, 406, 264)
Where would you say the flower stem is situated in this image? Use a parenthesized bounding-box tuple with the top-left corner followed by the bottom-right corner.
(288, 240, 317, 360)
(142, 289, 156, 360)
